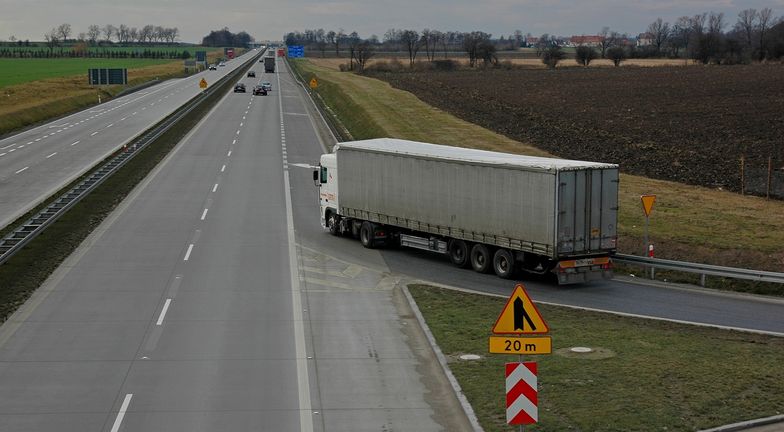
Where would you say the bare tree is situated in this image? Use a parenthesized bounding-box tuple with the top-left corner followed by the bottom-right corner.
(647, 18, 671, 55)
(513, 29, 523, 49)
(541, 45, 564, 69)
(606, 46, 627, 66)
(736, 9, 758, 48)
(168, 27, 179, 44)
(129, 27, 139, 43)
(463, 31, 491, 67)
(57, 23, 72, 43)
(757, 8, 774, 60)
(575, 45, 598, 66)
(103, 24, 116, 42)
(355, 41, 375, 72)
(141, 25, 155, 44)
(673, 16, 693, 59)
(399, 29, 421, 66)
(87, 24, 100, 45)
(598, 26, 617, 58)
(44, 28, 59, 53)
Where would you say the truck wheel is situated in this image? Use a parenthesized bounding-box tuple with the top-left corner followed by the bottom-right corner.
(360, 221, 375, 249)
(350, 221, 361, 239)
(327, 213, 340, 236)
(493, 249, 516, 279)
(448, 239, 470, 268)
(470, 244, 493, 273)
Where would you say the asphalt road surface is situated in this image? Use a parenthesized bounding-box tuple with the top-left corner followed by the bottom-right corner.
(0, 49, 260, 231)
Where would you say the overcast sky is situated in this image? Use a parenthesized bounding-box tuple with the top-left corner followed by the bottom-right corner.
(1, 0, 782, 43)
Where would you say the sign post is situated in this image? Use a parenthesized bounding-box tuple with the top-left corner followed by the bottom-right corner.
(640, 194, 656, 278)
(489, 284, 551, 430)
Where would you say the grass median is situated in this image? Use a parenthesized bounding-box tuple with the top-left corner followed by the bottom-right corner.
(409, 284, 784, 431)
(289, 58, 784, 295)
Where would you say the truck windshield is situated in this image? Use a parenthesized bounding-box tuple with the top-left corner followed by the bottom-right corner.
(320, 166, 328, 184)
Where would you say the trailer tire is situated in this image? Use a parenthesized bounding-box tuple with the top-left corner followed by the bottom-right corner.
(470, 244, 493, 273)
(359, 221, 375, 249)
(448, 239, 471, 268)
(327, 213, 340, 236)
(350, 221, 361, 239)
(493, 249, 516, 279)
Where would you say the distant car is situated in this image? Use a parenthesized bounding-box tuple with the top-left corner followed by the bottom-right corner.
(219, 62, 226, 67)
(253, 85, 267, 96)
(261, 81, 272, 91)
(208, 64, 217, 70)
(247, 71, 256, 77)
(233, 83, 246, 93)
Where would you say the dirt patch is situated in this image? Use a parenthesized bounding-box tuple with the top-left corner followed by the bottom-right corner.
(370, 65, 784, 198)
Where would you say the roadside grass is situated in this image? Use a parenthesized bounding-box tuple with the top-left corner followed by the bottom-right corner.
(409, 284, 784, 431)
(291, 59, 784, 294)
(0, 58, 252, 321)
(0, 60, 193, 136)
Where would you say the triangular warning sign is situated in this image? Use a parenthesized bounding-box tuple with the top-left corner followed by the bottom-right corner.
(641, 194, 656, 217)
(492, 284, 549, 334)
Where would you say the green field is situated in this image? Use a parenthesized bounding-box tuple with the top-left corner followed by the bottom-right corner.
(0, 45, 221, 55)
(0, 58, 173, 87)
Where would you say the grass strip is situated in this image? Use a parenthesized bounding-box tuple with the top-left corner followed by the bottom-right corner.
(289, 58, 784, 295)
(409, 284, 784, 431)
(0, 57, 254, 321)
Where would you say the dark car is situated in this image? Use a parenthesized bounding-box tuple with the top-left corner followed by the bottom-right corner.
(247, 71, 256, 77)
(208, 64, 217, 70)
(233, 83, 246, 93)
(253, 85, 267, 96)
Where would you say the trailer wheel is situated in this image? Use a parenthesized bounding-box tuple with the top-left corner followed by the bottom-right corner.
(470, 244, 493, 273)
(359, 221, 375, 249)
(493, 249, 516, 279)
(448, 239, 471, 268)
(327, 213, 340, 236)
(350, 221, 361, 239)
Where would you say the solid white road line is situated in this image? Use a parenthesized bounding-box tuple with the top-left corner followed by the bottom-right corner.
(46, 152, 57, 158)
(15, 167, 29, 174)
(110, 394, 133, 432)
(277, 60, 314, 432)
(212, 183, 218, 192)
(183, 244, 194, 261)
(201, 208, 208, 220)
(0, 144, 15, 150)
(156, 299, 172, 325)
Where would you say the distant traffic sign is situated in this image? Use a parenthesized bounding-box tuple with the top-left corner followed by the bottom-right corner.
(492, 284, 548, 334)
(309, 77, 318, 89)
(287, 45, 304, 58)
(88, 68, 127, 85)
(489, 336, 551, 355)
(641, 194, 656, 217)
(199, 78, 208, 89)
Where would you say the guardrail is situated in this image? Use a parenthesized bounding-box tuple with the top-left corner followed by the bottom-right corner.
(0, 50, 263, 266)
(613, 253, 784, 286)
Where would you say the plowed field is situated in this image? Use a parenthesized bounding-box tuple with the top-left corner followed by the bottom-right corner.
(373, 65, 784, 197)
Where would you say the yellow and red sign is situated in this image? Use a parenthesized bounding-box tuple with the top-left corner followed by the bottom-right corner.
(492, 284, 549, 334)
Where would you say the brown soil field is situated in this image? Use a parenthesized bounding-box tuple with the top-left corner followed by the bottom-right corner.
(368, 65, 784, 197)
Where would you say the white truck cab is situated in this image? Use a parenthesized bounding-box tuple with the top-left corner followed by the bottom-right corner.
(315, 153, 339, 232)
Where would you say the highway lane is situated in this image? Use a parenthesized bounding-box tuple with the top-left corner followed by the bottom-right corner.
(0, 50, 260, 230)
(0, 58, 465, 431)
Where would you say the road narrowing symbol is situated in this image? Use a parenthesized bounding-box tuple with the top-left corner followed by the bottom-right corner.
(492, 284, 548, 334)
(199, 78, 208, 89)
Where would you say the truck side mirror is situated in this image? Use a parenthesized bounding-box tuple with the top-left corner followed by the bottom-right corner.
(313, 169, 319, 185)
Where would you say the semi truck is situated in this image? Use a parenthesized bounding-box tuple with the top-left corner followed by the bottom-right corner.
(314, 138, 619, 284)
(264, 56, 275, 73)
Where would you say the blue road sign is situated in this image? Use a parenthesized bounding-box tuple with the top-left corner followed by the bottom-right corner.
(288, 45, 304, 58)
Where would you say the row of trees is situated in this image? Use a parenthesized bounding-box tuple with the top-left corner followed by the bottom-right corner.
(201, 28, 254, 47)
(0, 47, 192, 59)
(41, 23, 180, 49)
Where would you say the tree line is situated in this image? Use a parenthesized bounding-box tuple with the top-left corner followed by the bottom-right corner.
(200, 28, 254, 47)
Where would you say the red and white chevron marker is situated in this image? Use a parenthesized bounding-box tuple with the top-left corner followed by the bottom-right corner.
(506, 362, 538, 425)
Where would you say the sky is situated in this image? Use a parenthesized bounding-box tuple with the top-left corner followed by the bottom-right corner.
(1, 0, 782, 43)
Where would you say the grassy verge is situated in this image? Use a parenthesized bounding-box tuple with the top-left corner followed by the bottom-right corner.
(290, 58, 784, 295)
(0, 58, 252, 321)
(409, 284, 784, 431)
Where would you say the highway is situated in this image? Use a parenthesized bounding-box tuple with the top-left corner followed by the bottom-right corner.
(0, 57, 467, 431)
(0, 49, 260, 231)
(0, 52, 783, 432)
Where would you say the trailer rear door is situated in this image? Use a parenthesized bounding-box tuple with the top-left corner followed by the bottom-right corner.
(557, 168, 618, 255)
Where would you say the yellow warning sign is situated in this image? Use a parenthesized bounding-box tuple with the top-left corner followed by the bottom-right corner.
(489, 336, 552, 355)
(309, 77, 318, 89)
(641, 194, 656, 217)
(492, 284, 549, 334)
(199, 78, 208, 89)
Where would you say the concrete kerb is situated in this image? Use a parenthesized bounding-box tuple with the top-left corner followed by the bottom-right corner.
(401, 284, 484, 432)
(699, 414, 784, 432)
